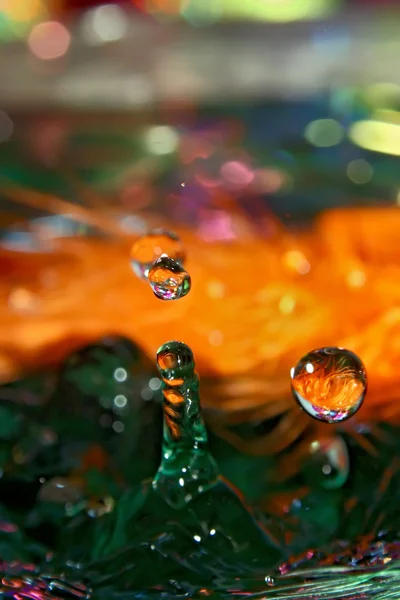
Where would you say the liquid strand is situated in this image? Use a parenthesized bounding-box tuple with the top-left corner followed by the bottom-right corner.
(152, 340, 219, 508)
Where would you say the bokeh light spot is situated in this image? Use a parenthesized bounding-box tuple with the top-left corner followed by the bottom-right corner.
(282, 250, 311, 275)
(2, 0, 44, 23)
(347, 270, 366, 289)
(349, 120, 400, 157)
(347, 159, 373, 184)
(80, 4, 128, 46)
(28, 21, 71, 60)
(304, 119, 344, 148)
(279, 295, 296, 315)
(220, 161, 254, 188)
(144, 126, 179, 155)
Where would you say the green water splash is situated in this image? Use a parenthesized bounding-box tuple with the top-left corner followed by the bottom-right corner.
(152, 341, 219, 508)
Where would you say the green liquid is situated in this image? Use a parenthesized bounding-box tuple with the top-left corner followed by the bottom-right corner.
(0, 339, 399, 599)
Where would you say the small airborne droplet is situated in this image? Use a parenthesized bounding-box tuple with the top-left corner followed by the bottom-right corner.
(130, 229, 185, 280)
(290, 347, 367, 423)
(148, 256, 191, 301)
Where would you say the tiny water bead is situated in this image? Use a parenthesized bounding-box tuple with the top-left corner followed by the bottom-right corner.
(130, 229, 185, 280)
(148, 256, 191, 301)
(291, 347, 367, 423)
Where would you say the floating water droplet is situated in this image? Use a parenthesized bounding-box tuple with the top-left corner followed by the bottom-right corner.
(291, 347, 367, 423)
(130, 229, 185, 280)
(148, 256, 191, 301)
(153, 341, 218, 508)
(306, 436, 350, 489)
(265, 575, 275, 586)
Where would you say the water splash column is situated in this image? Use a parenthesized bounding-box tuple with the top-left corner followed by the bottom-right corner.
(152, 341, 219, 508)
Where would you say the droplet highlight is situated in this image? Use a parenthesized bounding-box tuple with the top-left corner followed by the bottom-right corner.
(148, 256, 191, 301)
(291, 347, 367, 423)
(130, 229, 185, 280)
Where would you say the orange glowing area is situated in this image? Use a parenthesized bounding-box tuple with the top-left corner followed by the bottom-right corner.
(282, 250, 311, 275)
(291, 347, 367, 423)
(146, 0, 181, 15)
(1, 0, 45, 23)
(1, 188, 400, 474)
(28, 21, 71, 60)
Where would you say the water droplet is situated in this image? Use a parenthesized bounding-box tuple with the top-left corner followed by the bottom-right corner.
(148, 256, 191, 301)
(153, 341, 219, 508)
(130, 229, 185, 280)
(306, 436, 350, 489)
(291, 347, 367, 423)
(156, 341, 195, 386)
(265, 575, 275, 586)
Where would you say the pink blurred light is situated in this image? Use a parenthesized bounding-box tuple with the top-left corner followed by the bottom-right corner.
(28, 21, 71, 61)
(198, 210, 237, 242)
(0, 521, 18, 533)
(220, 161, 254, 188)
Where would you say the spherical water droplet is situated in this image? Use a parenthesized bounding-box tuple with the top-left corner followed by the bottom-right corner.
(130, 229, 185, 280)
(265, 575, 275, 587)
(290, 347, 367, 423)
(156, 341, 195, 386)
(148, 256, 191, 301)
(306, 436, 350, 489)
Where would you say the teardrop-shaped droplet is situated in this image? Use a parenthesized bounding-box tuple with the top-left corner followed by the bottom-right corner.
(153, 341, 218, 508)
(130, 229, 185, 280)
(148, 256, 191, 301)
(305, 436, 350, 489)
(290, 347, 367, 423)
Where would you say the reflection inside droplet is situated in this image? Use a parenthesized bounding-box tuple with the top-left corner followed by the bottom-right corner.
(306, 435, 350, 489)
(291, 347, 367, 423)
(148, 256, 191, 301)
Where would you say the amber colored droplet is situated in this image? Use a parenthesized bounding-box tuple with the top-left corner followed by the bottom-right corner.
(148, 256, 191, 301)
(130, 229, 185, 280)
(290, 347, 367, 423)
